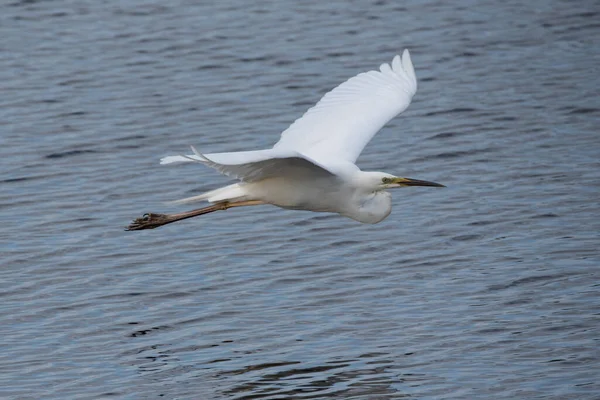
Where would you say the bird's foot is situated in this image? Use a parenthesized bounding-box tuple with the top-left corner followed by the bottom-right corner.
(126, 213, 172, 231)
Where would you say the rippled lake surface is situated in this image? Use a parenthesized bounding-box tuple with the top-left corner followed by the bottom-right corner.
(2, 0, 599, 398)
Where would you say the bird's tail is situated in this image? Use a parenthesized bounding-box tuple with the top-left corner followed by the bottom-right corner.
(160, 146, 255, 204)
(168, 183, 248, 205)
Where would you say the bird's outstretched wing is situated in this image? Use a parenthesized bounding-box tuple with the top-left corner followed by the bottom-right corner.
(273, 49, 417, 164)
(161, 147, 336, 182)
(160, 50, 416, 182)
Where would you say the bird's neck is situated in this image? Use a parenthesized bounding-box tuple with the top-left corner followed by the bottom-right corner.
(344, 190, 392, 224)
(340, 171, 393, 224)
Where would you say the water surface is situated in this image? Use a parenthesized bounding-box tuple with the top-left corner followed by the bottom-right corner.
(1, 0, 599, 398)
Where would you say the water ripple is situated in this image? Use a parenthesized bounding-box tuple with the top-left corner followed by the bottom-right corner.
(1, 0, 599, 399)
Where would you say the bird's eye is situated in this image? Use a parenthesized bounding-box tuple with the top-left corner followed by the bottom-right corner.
(382, 177, 392, 184)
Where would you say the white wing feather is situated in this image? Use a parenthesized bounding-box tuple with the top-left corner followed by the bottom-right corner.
(161, 50, 417, 182)
(161, 146, 336, 182)
(274, 49, 417, 164)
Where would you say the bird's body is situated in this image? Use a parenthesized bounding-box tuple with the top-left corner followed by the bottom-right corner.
(127, 49, 444, 231)
(244, 172, 393, 223)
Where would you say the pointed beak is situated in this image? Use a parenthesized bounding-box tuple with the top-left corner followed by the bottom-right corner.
(392, 177, 445, 188)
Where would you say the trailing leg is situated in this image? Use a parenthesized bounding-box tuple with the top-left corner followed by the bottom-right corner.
(125, 200, 264, 231)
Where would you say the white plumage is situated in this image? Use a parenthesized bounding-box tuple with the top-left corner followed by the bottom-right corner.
(127, 50, 443, 231)
(161, 50, 416, 174)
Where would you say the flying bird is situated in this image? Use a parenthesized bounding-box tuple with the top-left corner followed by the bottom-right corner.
(127, 49, 444, 231)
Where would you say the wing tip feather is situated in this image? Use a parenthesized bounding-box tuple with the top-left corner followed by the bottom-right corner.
(400, 49, 417, 92)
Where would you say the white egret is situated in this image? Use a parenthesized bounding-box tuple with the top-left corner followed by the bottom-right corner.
(127, 49, 444, 231)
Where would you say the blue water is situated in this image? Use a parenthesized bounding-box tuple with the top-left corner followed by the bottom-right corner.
(1, 0, 599, 398)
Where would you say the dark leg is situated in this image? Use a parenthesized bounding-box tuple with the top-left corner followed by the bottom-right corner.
(126, 200, 264, 231)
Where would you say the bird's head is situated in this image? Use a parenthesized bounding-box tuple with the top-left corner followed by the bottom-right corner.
(360, 171, 445, 192)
